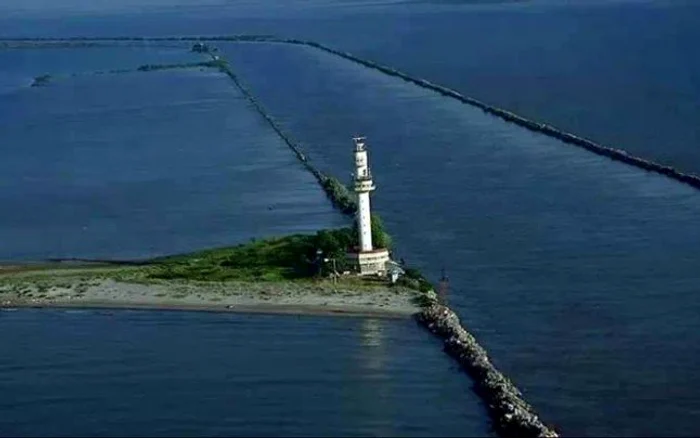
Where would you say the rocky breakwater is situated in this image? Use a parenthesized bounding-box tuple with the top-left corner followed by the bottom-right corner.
(202, 48, 359, 217)
(282, 39, 700, 192)
(417, 304, 559, 438)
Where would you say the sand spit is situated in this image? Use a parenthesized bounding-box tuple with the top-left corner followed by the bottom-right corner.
(0, 267, 418, 319)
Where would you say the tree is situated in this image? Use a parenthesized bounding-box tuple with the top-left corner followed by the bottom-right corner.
(313, 228, 354, 259)
(315, 230, 342, 258)
(351, 213, 392, 250)
(371, 214, 392, 249)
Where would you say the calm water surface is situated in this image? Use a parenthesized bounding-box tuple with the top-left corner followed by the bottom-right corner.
(1, 1, 700, 436)
(0, 309, 490, 437)
(0, 66, 346, 261)
(1, 1, 699, 174)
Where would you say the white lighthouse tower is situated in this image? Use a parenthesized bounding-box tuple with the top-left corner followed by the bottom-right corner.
(347, 136, 390, 276)
(354, 136, 375, 252)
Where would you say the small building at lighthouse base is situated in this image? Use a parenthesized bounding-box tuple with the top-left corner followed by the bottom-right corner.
(346, 248, 391, 276)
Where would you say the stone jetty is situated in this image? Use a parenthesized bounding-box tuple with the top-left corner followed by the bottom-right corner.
(417, 304, 559, 438)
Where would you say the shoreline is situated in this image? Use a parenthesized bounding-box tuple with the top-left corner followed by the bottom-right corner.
(0, 268, 420, 320)
(2, 299, 413, 319)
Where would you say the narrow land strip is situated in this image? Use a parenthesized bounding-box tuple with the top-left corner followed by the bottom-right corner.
(0, 271, 416, 319)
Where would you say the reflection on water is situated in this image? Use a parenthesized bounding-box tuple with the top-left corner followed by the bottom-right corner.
(360, 318, 384, 349)
(358, 318, 386, 373)
(355, 318, 393, 437)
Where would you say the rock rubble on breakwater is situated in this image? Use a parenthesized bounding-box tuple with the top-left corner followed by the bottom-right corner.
(417, 304, 559, 438)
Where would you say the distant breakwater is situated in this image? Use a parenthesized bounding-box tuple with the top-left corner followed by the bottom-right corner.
(29, 60, 222, 87)
(0, 40, 182, 50)
(205, 52, 359, 217)
(5, 34, 699, 192)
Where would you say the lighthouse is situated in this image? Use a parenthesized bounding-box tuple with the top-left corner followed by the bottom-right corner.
(347, 136, 390, 276)
(354, 136, 375, 251)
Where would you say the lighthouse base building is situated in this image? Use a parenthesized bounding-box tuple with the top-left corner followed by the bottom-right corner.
(346, 248, 390, 276)
(345, 136, 391, 276)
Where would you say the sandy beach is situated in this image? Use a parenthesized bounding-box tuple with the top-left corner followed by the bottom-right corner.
(0, 266, 420, 319)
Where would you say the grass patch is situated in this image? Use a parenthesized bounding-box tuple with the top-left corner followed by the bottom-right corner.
(145, 234, 322, 282)
(140, 227, 394, 286)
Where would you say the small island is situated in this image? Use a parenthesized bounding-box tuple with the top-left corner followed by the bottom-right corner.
(0, 227, 434, 318)
(0, 136, 435, 317)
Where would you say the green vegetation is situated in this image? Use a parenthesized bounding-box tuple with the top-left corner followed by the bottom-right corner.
(370, 214, 392, 250)
(31, 74, 52, 87)
(313, 228, 355, 261)
(313, 175, 391, 250)
(344, 213, 392, 251)
(142, 219, 391, 283)
(319, 175, 357, 215)
(398, 267, 439, 307)
(399, 268, 434, 293)
(146, 230, 354, 282)
(146, 235, 316, 282)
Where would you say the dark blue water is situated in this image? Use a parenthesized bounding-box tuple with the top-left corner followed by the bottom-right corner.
(0, 44, 202, 94)
(0, 65, 346, 260)
(1, 1, 700, 436)
(1, 1, 698, 175)
(0, 309, 489, 437)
